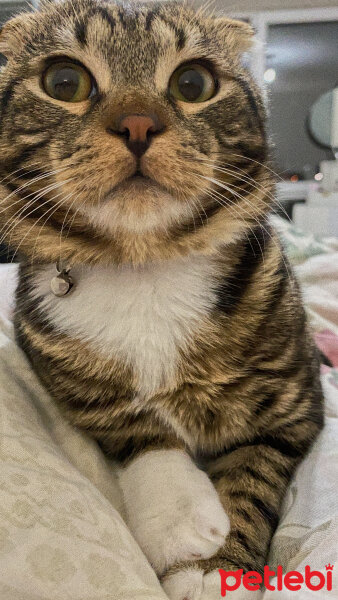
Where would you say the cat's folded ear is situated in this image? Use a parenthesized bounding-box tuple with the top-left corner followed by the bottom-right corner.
(0, 12, 37, 58)
(210, 17, 254, 55)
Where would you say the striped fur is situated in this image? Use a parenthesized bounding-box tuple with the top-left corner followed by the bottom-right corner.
(0, 0, 323, 596)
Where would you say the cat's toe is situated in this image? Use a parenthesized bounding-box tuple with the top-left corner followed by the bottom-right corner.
(201, 571, 263, 600)
(163, 570, 264, 600)
(119, 450, 230, 574)
(176, 490, 229, 561)
(162, 568, 204, 600)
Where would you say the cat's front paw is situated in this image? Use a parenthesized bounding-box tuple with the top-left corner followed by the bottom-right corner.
(118, 449, 230, 575)
(163, 569, 263, 600)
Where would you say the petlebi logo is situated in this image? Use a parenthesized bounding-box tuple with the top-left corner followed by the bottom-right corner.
(218, 564, 334, 596)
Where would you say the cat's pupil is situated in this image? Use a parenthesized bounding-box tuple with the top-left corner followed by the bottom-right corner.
(178, 69, 204, 101)
(52, 68, 79, 101)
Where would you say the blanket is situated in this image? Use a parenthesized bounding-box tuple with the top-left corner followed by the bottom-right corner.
(0, 217, 337, 599)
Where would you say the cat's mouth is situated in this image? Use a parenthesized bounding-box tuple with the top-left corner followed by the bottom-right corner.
(120, 171, 156, 190)
(103, 170, 166, 201)
(127, 172, 150, 183)
(131, 168, 146, 179)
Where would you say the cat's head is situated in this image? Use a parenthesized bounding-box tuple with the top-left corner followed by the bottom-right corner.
(0, 0, 273, 265)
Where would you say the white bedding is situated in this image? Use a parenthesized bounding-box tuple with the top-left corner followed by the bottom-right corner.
(0, 219, 337, 598)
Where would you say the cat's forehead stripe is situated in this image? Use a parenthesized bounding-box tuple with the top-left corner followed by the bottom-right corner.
(74, 7, 117, 47)
(73, 4, 189, 58)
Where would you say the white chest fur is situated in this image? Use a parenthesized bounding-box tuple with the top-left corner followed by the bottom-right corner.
(31, 255, 218, 397)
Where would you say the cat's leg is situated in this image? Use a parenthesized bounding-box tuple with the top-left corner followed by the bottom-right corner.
(118, 448, 230, 576)
(162, 437, 310, 600)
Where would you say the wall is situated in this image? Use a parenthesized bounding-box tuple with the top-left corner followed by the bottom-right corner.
(194, 0, 338, 12)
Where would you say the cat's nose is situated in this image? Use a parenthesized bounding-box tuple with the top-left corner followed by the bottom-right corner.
(109, 114, 163, 158)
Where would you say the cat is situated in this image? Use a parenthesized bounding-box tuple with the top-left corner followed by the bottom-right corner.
(0, 1, 323, 598)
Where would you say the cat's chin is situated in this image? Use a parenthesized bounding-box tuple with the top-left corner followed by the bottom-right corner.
(107, 173, 167, 198)
(82, 177, 191, 236)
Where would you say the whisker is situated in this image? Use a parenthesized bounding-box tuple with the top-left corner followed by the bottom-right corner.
(226, 152, 284, 182)
(62, 201, 86, 247)
(203, 186, 268, 273)
(201, 176, 273, 237)
(186, 194, 206, 230)
(0, 178, 74, 247)
(11, 188, 76, 263)
(183, 197, 198, 233)
(0, 165, 72, 212)
(202, 186, 262, 252)
(199, 174, 291, 280)
(59, 175, 97, 252)
(0, 176, 73, 229)
(62, 173, 104, 245)
(30, 190, 77, 264)
(0, 161, 43, 188)
(59, 192, 81, 258)
(195, 157, 291, 222)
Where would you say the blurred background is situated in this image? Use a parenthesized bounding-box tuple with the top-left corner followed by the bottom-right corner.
(194, 0, 338, 232)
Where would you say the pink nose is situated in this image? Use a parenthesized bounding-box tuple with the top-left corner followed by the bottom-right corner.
(118, 115, 157, 143)
(109, 113, 163, 158)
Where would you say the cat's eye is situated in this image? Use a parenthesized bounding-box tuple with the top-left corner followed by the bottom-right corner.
(42, 61, 94, 103)
(169, 63, 216, 103)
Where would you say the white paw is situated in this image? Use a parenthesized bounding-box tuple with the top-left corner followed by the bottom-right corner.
(118, 450, 230, 575)
(163, 569, 263, 600)
(201, 571, 263, 600)
(163, 568, 204, 600)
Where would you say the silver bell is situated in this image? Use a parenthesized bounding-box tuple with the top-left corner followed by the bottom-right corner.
(50, 272, 73, 297)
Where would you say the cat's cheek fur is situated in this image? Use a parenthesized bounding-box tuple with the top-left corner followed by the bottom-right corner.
(163, 569, 262, 600)
(118, 449, 230, 575)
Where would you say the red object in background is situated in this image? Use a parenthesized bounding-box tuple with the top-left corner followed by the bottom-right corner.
(315, 330, 338, 368)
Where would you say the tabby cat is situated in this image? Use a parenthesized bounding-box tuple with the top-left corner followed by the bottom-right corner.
(0, 0, 323, 598)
